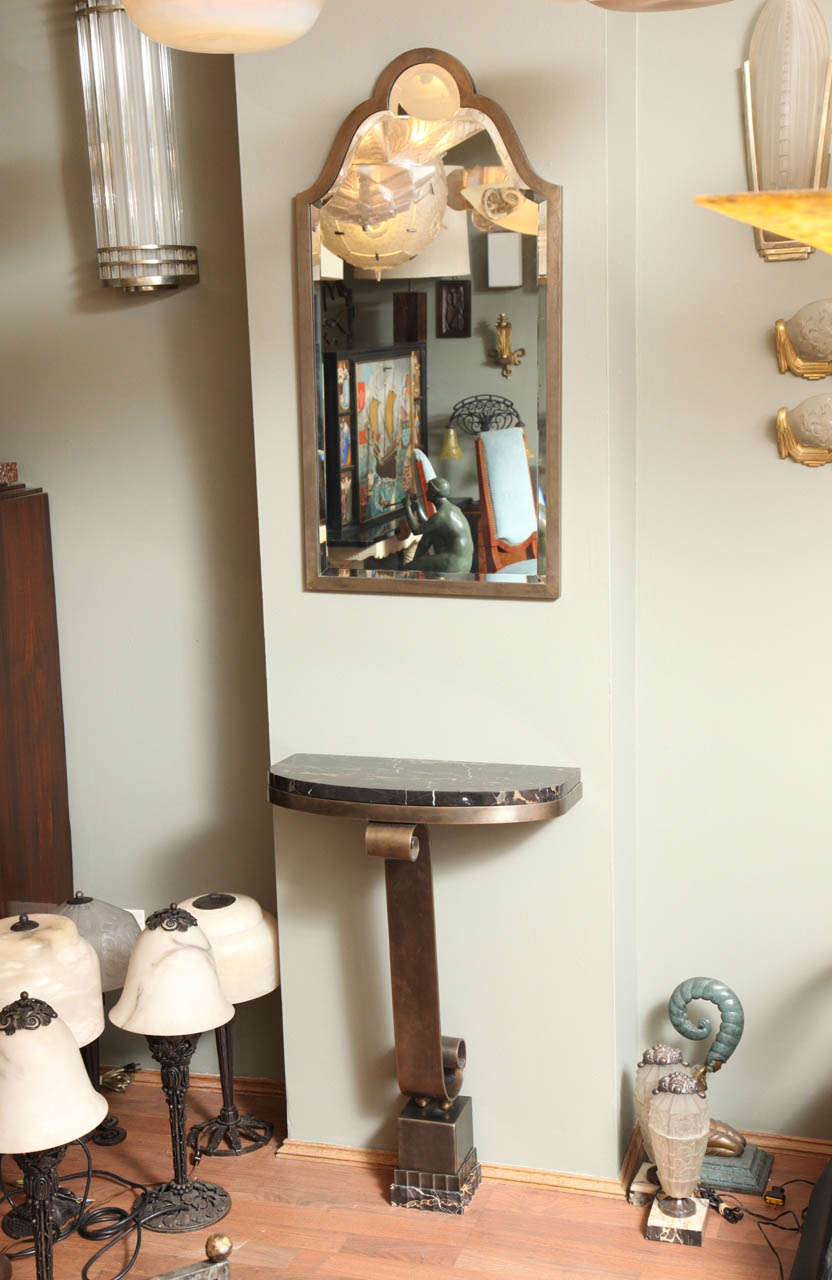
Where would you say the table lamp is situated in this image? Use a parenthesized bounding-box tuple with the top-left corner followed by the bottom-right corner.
(110, 904, 234, 1232)
(0, 913, 105, 1238)
(178, 892, 279, 1156)
(0, 992, 107, 1280)
(644, 1072, 710, 1245)
(56, 891, 142, 1146)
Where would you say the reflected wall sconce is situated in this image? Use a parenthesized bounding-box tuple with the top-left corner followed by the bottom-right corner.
(775, 298, 832, 377)
(491, 313, 525, 379)
(75, 0, 198, 292)
(121, 0, 325, 53)
(777, 393, 832, 463)
(742, 0, 832, 261)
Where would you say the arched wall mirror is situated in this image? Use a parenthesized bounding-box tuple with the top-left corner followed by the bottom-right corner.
(294, 48, 562, 600)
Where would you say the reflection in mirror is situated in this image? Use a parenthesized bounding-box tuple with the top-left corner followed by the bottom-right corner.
(295, 50, 561, 599)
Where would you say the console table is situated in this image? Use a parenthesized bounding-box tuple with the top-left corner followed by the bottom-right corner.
(269, 754, 582, 1213)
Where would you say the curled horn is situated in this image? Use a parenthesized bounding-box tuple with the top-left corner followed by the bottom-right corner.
(667, 976, 745, 1072)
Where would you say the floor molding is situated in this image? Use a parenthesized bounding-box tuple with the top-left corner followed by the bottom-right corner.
(112, 1068, 286, 1099)
(276, 1125, 832, 1200)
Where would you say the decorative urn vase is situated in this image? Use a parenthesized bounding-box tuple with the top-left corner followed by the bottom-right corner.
(647, 1071, 710, 1218)
(634, 1044, 690, 1163)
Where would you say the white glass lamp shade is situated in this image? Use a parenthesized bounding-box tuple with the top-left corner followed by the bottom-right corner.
(110, 905, 234, 1036)
(0, 994, 107, 1153)
(646, 1072, 710, 1201)
(389, 64, 461, 121)
(177, 893, 279, 1005)
(748, 0, 831, 191)
(0, 915, 104, 1047)
(590, 0, 731, 10)
(121, 0, 325, 52)
(56, 892, 141, 992)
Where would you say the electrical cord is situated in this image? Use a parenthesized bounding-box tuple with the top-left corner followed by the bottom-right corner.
(0, 1144, 172, 1280)
(701, 1182, 816, 1280)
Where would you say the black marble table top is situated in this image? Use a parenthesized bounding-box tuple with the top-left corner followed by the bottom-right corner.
(269, 754, 582, 825)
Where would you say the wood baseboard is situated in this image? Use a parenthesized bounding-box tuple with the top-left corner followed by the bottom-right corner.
(109, 1068, 286, 1100)
(276, 1125, 832, 1200)
(276, 1140, 621, 1198)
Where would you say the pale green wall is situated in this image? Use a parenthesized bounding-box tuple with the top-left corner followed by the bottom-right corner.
(236, 2, 626, 1177)
(0, 2, 280, 1076)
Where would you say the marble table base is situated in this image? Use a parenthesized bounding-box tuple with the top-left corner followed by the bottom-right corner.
(645, 1196, 708, 1246)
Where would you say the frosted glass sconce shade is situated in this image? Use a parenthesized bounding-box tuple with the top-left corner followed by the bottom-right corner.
(0, 915, 104, 1047)
(178, 893, 279, 1005)
(56, 892, 141, 992)
(75, 0, 198, 290)
(634, 1045, 690, 1163)
(110, 905, 234, 1036)
(0, 994, 107, 1154)
(777, 392, 832, 464)
(741, 0, 832, 259)
(389, 64, 461, 121)
(646, 1072, 709, 1217)
(121, 0, 325, 52)
(776, 297, 832, 377)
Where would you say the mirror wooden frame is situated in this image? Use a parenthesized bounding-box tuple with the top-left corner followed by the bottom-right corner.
(294, 47, 562, 600)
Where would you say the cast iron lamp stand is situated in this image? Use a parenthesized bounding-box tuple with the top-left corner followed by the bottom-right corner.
(188, 1016, 273, 1157)
(15, 1147, 68, 1280)
(139, 1032, 231, 1233)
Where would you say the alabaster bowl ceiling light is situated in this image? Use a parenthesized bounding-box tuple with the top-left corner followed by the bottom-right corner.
(0, 994, 108, 1280)
(179, 892, 279, 1156)
(57, 891, 141, 1147)
(0, 913, 105, 1239)
(121, 0, 325, 52)
(110, 904, 234, 1233)
(75, 0, 198, 290)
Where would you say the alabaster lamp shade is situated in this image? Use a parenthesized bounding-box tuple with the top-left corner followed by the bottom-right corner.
(122, 0, 325, 53)
(110, 905, 233, 1036)
(634, 1044, 691, 1163)
(646, 1071, 710, 1217)
(56, 892, 141, 993)
(0, 993, 107, 1154)
(0, 915, 104, 1047)
(177, 893, 279, 1005)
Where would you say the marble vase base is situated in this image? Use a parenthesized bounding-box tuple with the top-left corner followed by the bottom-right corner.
(390, 1149, 482, 1214)
(699, 1143, 773, 1195)
(627, 1160, 660, 1206)
(645, 1196, 708, 1246)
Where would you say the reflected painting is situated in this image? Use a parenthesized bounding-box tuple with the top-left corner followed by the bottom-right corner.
(295, 49, 561, 599)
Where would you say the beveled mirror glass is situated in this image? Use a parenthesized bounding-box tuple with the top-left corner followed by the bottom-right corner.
(295, 49, 561, 600)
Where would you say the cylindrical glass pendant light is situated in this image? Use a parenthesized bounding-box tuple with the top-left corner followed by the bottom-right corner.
(742, 0, 832, 259)
(75, 0, 198, 291)
(121, 0, 325, 53)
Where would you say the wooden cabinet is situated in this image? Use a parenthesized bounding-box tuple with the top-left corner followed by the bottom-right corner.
(0, 483, 73, 913)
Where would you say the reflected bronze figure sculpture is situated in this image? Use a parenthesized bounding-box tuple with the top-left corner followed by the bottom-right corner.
(403, 478, 474, 573)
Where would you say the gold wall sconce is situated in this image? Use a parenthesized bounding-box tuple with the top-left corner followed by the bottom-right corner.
(775, 298, 832, 378)
(492, 313, 525, 378)
(777, 393, 832, 464)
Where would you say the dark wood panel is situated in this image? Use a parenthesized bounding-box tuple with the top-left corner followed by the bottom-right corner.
(0, 486, 72, 913)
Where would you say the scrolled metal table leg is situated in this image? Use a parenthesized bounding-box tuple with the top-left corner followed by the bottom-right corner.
(367, 822, 481, 1213)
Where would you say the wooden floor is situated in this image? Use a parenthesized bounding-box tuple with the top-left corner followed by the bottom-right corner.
(1, 1079, 825, 1280)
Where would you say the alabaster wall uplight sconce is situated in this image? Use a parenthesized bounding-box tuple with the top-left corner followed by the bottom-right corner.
(775, 297, 832, 378)
(777, 393, 832, 464)
(742, 0, 832, 261)
(121, 0, 325, 53)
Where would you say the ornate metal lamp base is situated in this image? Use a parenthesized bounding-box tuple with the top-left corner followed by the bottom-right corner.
(189, 1107, 272, 1157)
(139, 1179, 231, 1234)
(2, 1188, 76, 1240)
(86, 1115, 127, 1147)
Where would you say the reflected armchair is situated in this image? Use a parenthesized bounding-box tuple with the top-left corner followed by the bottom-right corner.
(475, 427, 538, 573)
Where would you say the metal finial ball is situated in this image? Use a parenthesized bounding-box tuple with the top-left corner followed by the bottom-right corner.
(205, 1233, 232, 1261)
